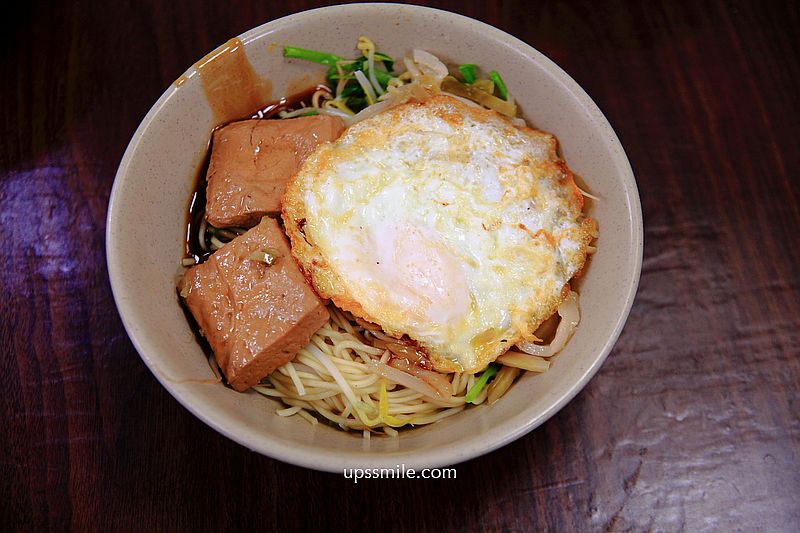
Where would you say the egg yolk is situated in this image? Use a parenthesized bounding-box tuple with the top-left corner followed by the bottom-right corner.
(337, 222, 469, 333)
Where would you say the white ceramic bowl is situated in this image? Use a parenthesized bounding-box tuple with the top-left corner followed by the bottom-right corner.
(107, 3, 642, 472)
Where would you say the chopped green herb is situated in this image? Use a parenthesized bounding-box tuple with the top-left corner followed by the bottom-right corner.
(284, 40, 512, 117)
(465, 364, 501, 403)
(489, 70, 509, 100)
(283, 46, 344, 67)
(283, 44, 398, 113)
(459, 64, 478, 84)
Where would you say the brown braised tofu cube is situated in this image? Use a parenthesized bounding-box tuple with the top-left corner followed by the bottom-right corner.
(179, 217, 329, 391)
(205, 115, 344, 227)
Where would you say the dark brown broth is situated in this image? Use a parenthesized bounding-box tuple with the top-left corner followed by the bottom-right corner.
(184, 85, 332, 264)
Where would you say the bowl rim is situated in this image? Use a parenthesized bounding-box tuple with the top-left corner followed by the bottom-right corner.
(106, 2, 643, 472)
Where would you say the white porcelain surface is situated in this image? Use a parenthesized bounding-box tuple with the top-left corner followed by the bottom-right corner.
(107, 3, 642, 472)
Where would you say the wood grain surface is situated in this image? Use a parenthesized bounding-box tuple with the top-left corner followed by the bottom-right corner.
(2, 1, 798, 531)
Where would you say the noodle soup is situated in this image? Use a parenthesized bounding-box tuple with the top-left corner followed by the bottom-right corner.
(178, 37, 597, 437)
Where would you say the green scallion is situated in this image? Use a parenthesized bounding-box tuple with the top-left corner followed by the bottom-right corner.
(459, 63, 478, 84)
(465, 364, 501, 403)
(489, 70, 509, 100)
(283, 46, 344, 67)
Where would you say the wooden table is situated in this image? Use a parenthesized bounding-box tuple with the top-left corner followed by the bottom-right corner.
(2, 1, 798, 530)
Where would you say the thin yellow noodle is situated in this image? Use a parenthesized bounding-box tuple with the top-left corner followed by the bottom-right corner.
(276, 405, 302, 417)
(255, 293, 579, 436)
(287, 374, 338, 387)
(288, 390, 340, 401)
(325, 394, 346, 413)
(310, 334, 333, 350)
(335, 340, 384, 357)
(272, 380, 337, 399)
(320, 331, 352, 344)
(268, 376, 339, 398)
(279, 397, 313, 410)
(386, 402, 451, 415)
(386, 389, 424, 401)
(252, 385, 282, 397)
(283, 379, 340, 391)
(427, 397, 467, 408)
(296, 409, 318, 425)
(409, 406, 466, 424)
(269, 372, 302, 387)
(349, 376, 380, 389)
(266, 376, 295, 396)
(329, 356, 373, 370)
(284, 398, 355, 427)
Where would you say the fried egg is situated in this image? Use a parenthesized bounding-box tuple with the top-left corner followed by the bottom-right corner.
(283, 95, 596, 373)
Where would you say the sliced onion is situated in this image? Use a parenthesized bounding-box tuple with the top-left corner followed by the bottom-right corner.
(403, 55, 421, 78)
(354, 317, 382, 332)
(440, 76, 517, 117)
(496, 352, 550, 372)
(367, 361, 443, 400)
(516, 291, 580, 357)
(487, 366, 520, 405)
(388, 358, 452, 398)
(347, 97, 397, 125)
(374, 339, 424, 365)
(412, 49, 448, 81)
